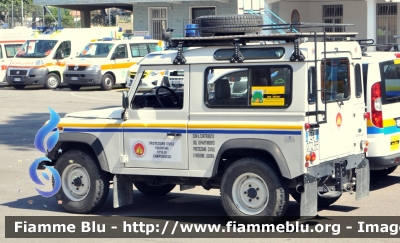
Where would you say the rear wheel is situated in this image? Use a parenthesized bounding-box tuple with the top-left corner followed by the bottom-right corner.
(44, 73, 60, 89)
(54, 150, 109, 214)
(12, 85, 25, 90)
(68, 84, 81, 91)
(371, 165, 398, 177)
(220, 157, 288, 223)
(100, 74, 114, 91)
(196, 14, 263, 36)
(133, 182, 175, 196)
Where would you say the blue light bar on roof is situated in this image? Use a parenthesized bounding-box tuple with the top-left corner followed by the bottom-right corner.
(32, 26, 64, 32)
(144, 36, 152, 39)
(103, 37, 113, 41)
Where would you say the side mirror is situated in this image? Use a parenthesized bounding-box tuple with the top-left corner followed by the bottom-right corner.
(122, 90, 129, 109)
(56, 50, 64, 59)
(111, 53, 119, 60)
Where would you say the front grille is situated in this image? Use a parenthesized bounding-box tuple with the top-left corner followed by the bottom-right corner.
(68, 66, 87, 71)
(10, 70, 27, 75)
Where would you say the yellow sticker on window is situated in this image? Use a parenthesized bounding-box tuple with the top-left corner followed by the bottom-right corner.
(251, 86, 285, 106)
(390, 135, 399, 151)
(394, 59, 400, 65)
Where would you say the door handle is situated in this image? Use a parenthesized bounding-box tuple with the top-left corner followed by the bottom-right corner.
(167, 132, 181, 137)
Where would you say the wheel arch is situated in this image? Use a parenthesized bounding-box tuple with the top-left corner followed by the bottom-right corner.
(212, 138, 293, 179)
(47, 133, 109, 172)
(104, 71, 116, 83)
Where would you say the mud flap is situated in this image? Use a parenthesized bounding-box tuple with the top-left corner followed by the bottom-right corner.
(300, 175, 318, 217)
(113, 175, 133, 208)
(356, 158, 370, 200)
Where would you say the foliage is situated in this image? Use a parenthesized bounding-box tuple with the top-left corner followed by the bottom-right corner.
(43, 7, 78, 28)
(91, 8, 130, 27)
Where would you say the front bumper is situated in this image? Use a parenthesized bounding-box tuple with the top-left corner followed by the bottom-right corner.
(63, 70, 102, 85)
(6, 68, 48, 85)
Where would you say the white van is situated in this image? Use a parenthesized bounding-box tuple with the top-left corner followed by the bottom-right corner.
(0, 28, 33, 83)
(362, 52, 400, 176)
(6, 27, 122, 89)
(63, 38, 162, 91)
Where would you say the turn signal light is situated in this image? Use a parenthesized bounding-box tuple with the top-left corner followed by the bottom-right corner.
(305, 154, 311, 161)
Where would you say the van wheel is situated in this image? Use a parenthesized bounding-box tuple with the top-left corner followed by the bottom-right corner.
(196, 14, 263, 35)
(54, 150, 109, 214)
(68, 84, 81, 91)
(45, 73, 60, 89)
(133, 182, 175, 196)
(100, 74, 114, 91)
(289, 189, 342, 208)
(371, 165, 398, 177)
(220, 157, 288, 223)
(13, 85, 25, 90)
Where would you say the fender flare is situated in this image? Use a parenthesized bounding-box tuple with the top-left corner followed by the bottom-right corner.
(53, 133, 109, 172)
(212, 138, 291, 178)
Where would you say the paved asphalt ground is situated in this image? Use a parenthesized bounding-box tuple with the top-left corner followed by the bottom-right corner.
(0, 84, 400, 242)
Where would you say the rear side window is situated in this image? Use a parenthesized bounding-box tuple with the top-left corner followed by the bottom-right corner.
(380, 60, 400, 104)
(205, 65, 292, 108)
(0, 45, 3, 59)
(4, 44, 22, 58)
(308, 67, 316, 103)
(355, 64, 362, 98)
(130, 44, 149, 57)
(321, 58, 350, 102)
(362, 64, 368, 103)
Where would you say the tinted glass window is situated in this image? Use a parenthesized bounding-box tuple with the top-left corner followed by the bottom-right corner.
(4, 44, 22, 58)
(380, 60, 400, 103)
(321, 58, 350, 102)
(308, 67, 317, 103)
(355, 64, 362, 98)
(214, 48, 285, 60)
(205, 66, 292, 108)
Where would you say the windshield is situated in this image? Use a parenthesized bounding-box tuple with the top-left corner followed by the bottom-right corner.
(78, 43, 114, 58)
(16, 40, 58, 58)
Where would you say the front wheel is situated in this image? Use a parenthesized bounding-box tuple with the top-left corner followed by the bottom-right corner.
(220, 157, 288, 223)
(100, 74, 114, 91)
(54, 150, 110, 214)
(44, 73, 60, 89)
(134, 182, 176, 196)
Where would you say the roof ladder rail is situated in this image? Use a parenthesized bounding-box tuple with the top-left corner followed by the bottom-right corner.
(230, 39, 244, 63)
(290, 38, 305, 62)
(173, 42, 186, 65)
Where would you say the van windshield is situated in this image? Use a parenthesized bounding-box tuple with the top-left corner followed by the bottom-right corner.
(78, 43, 114, 58)
(380, 61, 400, 103)
(16, 40, 58, 58)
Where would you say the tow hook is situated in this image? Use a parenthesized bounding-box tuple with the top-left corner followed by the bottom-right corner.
(343, 177, 356, 194)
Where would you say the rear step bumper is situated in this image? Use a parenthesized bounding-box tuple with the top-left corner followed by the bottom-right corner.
(300, 154, 370, 217)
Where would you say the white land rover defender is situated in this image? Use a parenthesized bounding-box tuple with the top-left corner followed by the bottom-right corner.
(44, 16, 370, 222)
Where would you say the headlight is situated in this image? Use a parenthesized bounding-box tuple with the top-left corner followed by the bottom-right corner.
(64, 65, 69, 71)
(86, 65, 100, 71)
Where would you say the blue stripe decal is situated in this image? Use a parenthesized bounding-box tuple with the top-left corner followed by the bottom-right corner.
(383, 126, 400, 135)
(367, 125, 400, 135)
(63, 128, 301, 135)
(188, 129, 302, 135)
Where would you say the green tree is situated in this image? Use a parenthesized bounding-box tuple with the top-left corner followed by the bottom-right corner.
(0, 0, 41, 27)
(44, 6, 78, 28)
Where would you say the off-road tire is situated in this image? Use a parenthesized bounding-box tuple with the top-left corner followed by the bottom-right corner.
(54, 150, 109, 214)
(220, 157, 288, 224)
(371, 165, 398, 177)
(289, 189, 342, 208)
(12, 85, 25, 90)
(100, 73, 114, 91)
(196, 14, 263, 35)
(44, 73, 61, 89)
(68, 84, 81, 91)
(134, 182, 176, 196)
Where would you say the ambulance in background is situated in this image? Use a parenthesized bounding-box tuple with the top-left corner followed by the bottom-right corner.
(63, 37, 162, 91)
(6, 26, 122, 90)
(0, 28, 33, 83)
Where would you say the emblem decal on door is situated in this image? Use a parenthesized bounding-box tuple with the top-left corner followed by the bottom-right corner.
(336, 113, 342, 127)
(133, 141, 146, 158)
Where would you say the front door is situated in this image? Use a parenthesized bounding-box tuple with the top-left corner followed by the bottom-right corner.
(123, 65, 189, 169)
(111, 43, 131, 83)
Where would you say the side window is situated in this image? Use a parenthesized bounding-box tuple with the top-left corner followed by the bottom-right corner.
(130, 44, 148, 57)
(4, 44, 22, 58)
(148, 43, 158, 53)
(55, 41, 71, 58)
(321, 58, 350, 102)
(131, 68, 185, 110)
(308, 67, 317, 103)
(0, 45, 3, 59)
(113, 44, 128, 59)
(355, 64, 362, 98)
(362, 64, 368, 103)
(206, 66, 292, 108)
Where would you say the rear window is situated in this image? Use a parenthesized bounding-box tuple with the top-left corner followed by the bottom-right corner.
(380, 60, 400, 104)
(214, 47, 285, 60)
